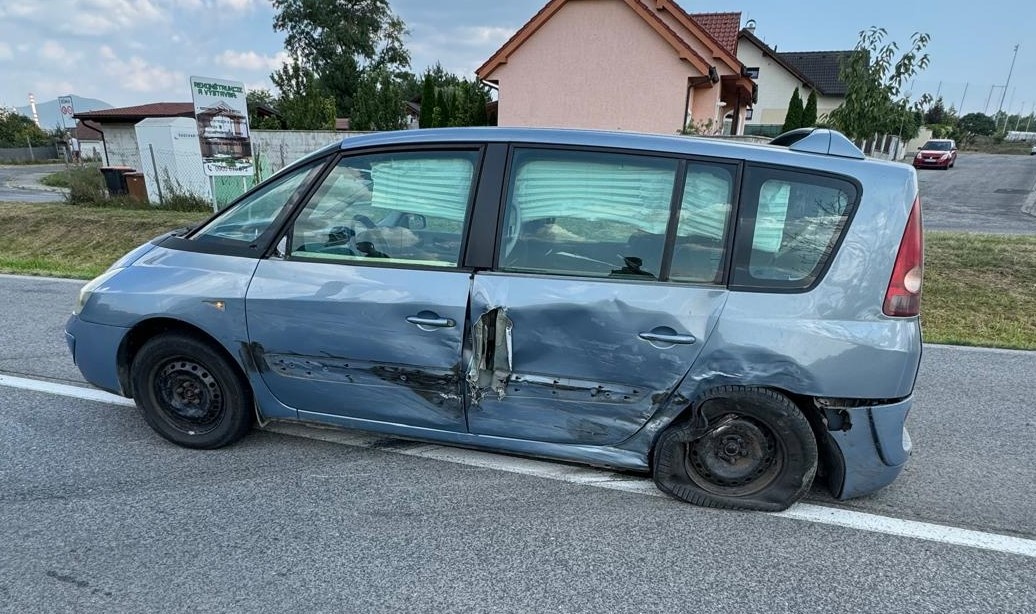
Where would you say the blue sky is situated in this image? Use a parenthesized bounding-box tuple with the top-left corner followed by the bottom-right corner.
(0, 0, 1033, 118)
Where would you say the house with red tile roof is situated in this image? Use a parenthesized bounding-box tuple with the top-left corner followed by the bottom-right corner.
(475, 0, 755, 135)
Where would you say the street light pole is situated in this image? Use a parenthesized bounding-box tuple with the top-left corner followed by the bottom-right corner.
(995, 44, 1019, 130)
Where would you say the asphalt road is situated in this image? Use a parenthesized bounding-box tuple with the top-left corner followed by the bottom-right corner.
(0, 275, 1034, 612)
(0, 163, 66, 203)
(917, 152, 1036, 234)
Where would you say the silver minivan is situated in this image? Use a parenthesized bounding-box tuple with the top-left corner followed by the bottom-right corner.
(66, 127, 923, 511)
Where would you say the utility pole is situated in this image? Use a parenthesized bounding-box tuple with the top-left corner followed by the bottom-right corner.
(995, 44, 1019, 130)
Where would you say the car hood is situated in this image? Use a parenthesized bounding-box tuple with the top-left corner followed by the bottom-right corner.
(917, 149, 952, 155)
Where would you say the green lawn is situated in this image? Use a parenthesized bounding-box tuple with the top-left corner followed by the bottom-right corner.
(0, 202, 1033, 349)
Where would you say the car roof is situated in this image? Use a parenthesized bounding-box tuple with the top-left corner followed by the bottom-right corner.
(336, 126, 819, 163)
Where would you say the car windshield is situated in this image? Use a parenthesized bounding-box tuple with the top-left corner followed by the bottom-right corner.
(921, 141, 952, 151)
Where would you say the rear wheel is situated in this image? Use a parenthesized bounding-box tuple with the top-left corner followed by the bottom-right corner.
(131, 334, 254, 449)
(652, 386, 817, 511)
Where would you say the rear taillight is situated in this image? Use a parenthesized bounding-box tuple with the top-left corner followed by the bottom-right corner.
(883, 196, 924, 317)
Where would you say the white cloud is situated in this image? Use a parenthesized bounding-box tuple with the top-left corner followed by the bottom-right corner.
(98, 50, 185, 94)
(214, 0, 257, 10)
(461, 26, 514, 46)
(215, 50, 288, 71)
(40, 41, 67, 62)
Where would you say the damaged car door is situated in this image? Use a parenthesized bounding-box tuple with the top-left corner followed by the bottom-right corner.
(466, 148, 736, 445)
(245, 149, 481, 430)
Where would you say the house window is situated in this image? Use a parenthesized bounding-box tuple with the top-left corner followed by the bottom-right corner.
(745, 67, 760, 79)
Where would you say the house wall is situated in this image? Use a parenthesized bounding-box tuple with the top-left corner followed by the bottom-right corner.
(490, 0, 706, 134)
(738, 41, 807, 125)
(737, 40, 844, 127)
(103, 124, 143, 168)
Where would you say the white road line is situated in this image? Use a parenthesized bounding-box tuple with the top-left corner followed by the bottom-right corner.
(0, 374, 134, 407)
(3, 373, 1035, 559)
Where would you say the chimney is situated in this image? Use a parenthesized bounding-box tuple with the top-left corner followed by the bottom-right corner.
(28, 93, 40, 127)
(746, 19, 757, 34)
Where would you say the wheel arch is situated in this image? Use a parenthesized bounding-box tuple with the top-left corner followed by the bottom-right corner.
(117, 317, 246, 398)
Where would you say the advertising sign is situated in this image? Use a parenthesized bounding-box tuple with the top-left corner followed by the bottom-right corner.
(189, 76, 252, 176)
(58, 95, 75, 129)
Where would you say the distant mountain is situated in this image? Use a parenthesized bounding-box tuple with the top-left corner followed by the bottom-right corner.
(14, 95, 113, 130)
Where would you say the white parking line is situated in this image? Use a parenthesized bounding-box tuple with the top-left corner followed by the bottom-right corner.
(3, 373, 1035, 559)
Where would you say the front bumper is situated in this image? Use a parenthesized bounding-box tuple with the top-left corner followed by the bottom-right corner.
(819, 397, 913, 500)
(65, 314, 130, 397)
(913, 159, 950, 168)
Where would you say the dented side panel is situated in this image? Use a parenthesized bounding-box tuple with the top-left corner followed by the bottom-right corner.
(465, 273, 728, 445)
(245, 259, 471, 431)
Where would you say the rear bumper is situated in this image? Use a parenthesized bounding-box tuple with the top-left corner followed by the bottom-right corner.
(819, 397, 913, 500)
(65, 314, 129, 397)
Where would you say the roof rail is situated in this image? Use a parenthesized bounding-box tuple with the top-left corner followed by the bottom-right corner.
(769, 128, 865, 160)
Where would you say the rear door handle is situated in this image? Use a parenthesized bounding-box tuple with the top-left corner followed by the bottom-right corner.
(638, 331, 696, 345)
(406, 315, 455, 328)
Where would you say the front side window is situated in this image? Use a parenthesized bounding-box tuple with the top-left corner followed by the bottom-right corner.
(734, 167, 858, 289)
(499, 148, 678, 279)
(191, 160, 324, 246)
(289, 150, 478, 267)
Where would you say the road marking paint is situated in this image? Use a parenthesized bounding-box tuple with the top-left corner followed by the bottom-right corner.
(0, 374, 134, 407)
(3, 373, 1035, 559)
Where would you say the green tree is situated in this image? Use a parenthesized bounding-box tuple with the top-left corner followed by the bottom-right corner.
(782, 87, 804, 133)
(271, 59, 336, 130)
(827, 27, 932, 140)
(350, 67, 408, 131)
(957, 112, 996, 136)
(417, 65, 491, 129)
(271, 0, 411, 117)
(924, 97, 946, 125)
(419, 75, 435, 129)
(801, 90, 818, 127)
(0, 110, 50, 147)
(246, 89, 283, 129)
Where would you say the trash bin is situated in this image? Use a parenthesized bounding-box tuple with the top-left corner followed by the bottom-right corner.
(99, 166, 134, 196)
(124, 172, 149, 203)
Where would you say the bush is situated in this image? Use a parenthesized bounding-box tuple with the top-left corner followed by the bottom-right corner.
(64, 166, 111, 207)
(63, 166, 211, 212)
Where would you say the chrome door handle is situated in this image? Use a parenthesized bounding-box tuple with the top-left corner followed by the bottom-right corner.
(638, 331, 696, 345)
(406, 315, 455, 328)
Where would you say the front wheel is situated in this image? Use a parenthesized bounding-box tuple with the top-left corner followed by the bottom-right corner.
(131, 334, 254, 449)
(652, 387, 817, 511)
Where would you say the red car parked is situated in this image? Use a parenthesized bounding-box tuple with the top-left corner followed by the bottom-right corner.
(913, 139, 957, 170)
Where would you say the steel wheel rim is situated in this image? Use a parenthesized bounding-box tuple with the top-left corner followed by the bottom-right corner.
(152, 358, 224, 434)
(684, 413, 783, 496)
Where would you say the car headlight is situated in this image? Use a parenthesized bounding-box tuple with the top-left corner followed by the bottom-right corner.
(73, 268, 124, 316)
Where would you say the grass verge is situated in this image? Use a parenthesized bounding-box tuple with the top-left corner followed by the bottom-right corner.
(39, 169, 73, 188)
(922, 232, 1036, 349)
(0, 203, 208, 279)
(0, 205, 1032, 349)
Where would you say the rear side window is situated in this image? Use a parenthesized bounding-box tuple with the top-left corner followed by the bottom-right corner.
(732, 167, 858, 290)
(499, 148, 678, 279)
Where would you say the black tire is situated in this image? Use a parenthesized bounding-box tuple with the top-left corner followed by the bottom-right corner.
(652, 386, 817, 511)
(131, 333, 254, 449)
